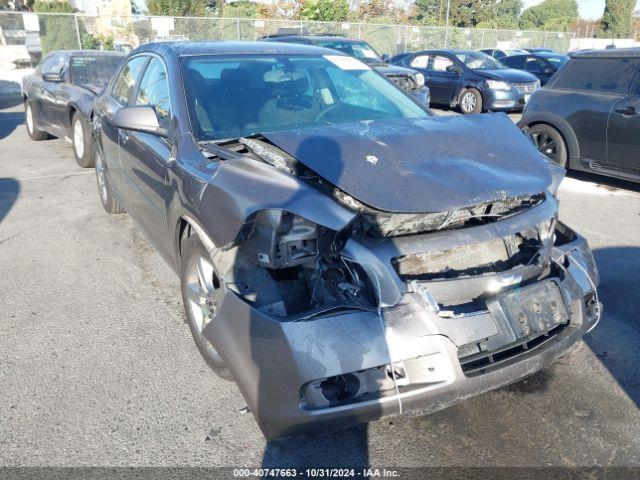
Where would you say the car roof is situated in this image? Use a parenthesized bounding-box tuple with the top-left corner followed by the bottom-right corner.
(49, 50, 125, 57)
(134, 40, 339, 57)
(415, 49, 471, 55)
(266, 35, 363, 43)
(570, 48, 640, 59)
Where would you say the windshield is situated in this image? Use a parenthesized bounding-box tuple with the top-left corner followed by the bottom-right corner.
(315, 40, 383, 64)
(182, 55, 428, 141)
(70, 55, 123, 86)
(455, 52, 506, 70)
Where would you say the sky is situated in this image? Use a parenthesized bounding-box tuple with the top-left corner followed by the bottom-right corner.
(522, 0, 640, 20)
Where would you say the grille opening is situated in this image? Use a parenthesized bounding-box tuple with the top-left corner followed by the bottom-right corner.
(459, 324, 567, 377)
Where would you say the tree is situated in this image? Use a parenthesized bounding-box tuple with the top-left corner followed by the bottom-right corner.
(257, 0, 302, 19)
(599, 0, 635, 38)
(299, 0, 350, 22)
(519, 0, 578, 31)
(414, 0, 501, 28)
(221, 0, 257, 18)
(34, 0, 77, 53)
(146, 0, 207, 17)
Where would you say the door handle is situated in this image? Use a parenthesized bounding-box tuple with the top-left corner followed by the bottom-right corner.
(615, 106, 637, 116)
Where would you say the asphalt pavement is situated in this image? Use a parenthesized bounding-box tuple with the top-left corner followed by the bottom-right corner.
(1, 100, 639, 468)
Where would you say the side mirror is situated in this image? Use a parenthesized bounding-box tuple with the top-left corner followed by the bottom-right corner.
(42, 72, 62, 82)
(446, 65, 462, 74)
(543, 67, 554, 74)
(381, 54, 390, 62)
(113, 105, 168, 137)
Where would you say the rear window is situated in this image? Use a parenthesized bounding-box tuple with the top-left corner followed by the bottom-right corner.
(70, 55, 123, 87)
(552, 58, 638, 94)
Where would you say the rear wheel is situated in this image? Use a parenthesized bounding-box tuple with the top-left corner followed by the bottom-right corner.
(527, 124, 568, 168)
(94, 148, 125, 214)
(72, 111, 94, 168)
(180, 235, 232, 380)
(459, 88, 483, 114)
(25, 100, 50, 141)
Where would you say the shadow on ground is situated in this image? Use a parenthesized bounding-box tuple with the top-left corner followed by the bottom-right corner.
(583, 246, 640, 407)
(0, 177, 20, 231)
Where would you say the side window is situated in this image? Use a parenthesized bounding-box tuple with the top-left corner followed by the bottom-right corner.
(112, 56, 148, 105)
(135, 57, 171, 126)
(526, 57, 547, 73)
(494, 51, 506, 59)
(410, 55, 429, 69)
(504, 56, 525, 69)
(552, 58, 639, 94)
(431, 55, 454, 72)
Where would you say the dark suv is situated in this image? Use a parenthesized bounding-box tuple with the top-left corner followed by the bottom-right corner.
(519, 49, 640, 181)
(261, 33, 430, 106)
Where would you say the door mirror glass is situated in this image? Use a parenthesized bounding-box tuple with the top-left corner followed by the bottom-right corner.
(42, 72, 63, 82)
(114, 105, 167, 137)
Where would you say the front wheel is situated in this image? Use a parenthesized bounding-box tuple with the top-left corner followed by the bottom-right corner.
(25, 100, 50, 141)
(94, 148, 125, 214)
(72, 111, 94, 168)
(180, 235, 232, 380)
(458, 88, 483, 114)
(526, 124, 568, 168)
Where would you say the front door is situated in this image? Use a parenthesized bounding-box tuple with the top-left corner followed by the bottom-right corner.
(118, 56, 174, 258)
(425, 55, 459, 105)
(607, 71, 640, 175)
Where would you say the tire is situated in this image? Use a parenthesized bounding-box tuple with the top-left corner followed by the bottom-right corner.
(24, 99, 50, 141)
(180, 235, 233, 380)
(458, 88, 483, 114)
(72, 111, 94, 168)
(94, 148, 126, 214)
(526, 124, 568, 168)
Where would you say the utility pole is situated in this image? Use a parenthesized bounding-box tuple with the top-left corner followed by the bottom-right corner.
(444, 0, 451, 47)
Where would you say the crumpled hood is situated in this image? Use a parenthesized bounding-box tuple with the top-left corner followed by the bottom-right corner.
(262, 115, 552, 213)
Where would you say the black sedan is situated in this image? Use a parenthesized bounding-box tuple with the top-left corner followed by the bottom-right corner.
(501, 52, 569, 85)
(390, 49, 539, 113)
(92, 41, 599, 439)
(21, 50, 124, 167)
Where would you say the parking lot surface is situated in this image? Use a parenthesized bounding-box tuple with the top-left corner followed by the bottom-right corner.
(1, 100, 640, 467)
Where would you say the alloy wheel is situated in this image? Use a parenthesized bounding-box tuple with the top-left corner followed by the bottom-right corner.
(531, 131, 557, 161)
(26, 104, 34, 134)
(184, 253, 221, 337)
(73, 119, 84, 159)
(95, 150, 109, 205)
(461, 92, 477, 113)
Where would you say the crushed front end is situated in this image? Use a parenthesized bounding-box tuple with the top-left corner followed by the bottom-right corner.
(197, 125, 600, 439)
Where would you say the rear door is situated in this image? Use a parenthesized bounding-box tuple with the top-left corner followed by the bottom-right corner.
(119, 56, 173, 253)
(607, 66, 640, 175)
(550, 57, 638, 163)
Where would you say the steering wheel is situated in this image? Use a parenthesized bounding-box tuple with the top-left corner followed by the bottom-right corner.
(314, 103, 342, 123)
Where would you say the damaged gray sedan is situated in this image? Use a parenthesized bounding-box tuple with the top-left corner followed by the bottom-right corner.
(92, 41, 601, 439)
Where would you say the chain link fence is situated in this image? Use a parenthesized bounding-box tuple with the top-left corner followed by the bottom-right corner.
(0, 11, 574, 65)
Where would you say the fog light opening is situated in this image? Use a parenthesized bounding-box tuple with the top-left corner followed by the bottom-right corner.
(320, 374, 360, 403)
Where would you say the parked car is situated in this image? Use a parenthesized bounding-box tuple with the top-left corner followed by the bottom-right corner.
(92, 41, 600, 439)
(501, 52, 569, 85)
(524, 47, 558, 54)
(22, 50, 125, 167)
(519, 48, 640, 182)
(479, 48, 529, 60)
(389, 49, 539, 113)
(261, 33, 430, 107)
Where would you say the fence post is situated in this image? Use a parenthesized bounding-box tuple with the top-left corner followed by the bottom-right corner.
(74, 14, 82, 49)
(480, 29, 485, 48)
(236, 18, 240, 40)
(403, 24, 408, 53)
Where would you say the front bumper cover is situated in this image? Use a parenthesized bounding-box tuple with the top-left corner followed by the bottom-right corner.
(202, 214, 599, 439)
